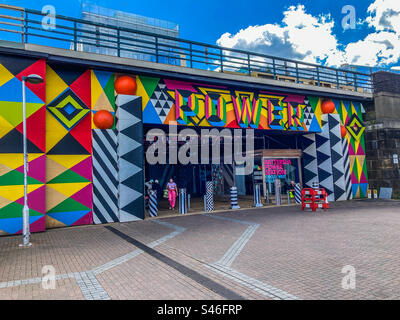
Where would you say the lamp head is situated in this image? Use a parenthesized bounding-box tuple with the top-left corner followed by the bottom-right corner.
(22, 74, 44, 84)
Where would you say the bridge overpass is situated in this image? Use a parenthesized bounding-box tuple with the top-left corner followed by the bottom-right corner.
(0, 5, 374, 235)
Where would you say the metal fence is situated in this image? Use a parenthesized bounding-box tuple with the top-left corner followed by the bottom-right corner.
(0, 4, 373, 92)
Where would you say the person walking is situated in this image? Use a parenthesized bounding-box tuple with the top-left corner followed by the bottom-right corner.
(166, 178, 178, 210)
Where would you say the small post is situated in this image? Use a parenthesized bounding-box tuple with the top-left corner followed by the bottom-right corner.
(179, 188, 187, 215)
(149, 190, 158, 217)
(294, 183, 301, 204)
(205, 181, 214, 212)
(253, 184, 263, 208)
(230, 186, 240, 209)
(247, 53, 251, 76)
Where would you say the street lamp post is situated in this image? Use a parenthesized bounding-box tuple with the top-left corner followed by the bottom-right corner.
(20, 74, 43, 247)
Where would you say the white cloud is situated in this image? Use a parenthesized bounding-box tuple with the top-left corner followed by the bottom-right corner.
(216, 1, 400, 68)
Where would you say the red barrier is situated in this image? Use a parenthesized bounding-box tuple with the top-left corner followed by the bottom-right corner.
(301, 188, 329, 211)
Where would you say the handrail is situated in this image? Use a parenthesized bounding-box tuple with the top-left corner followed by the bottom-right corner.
(0, 4, 373, 92)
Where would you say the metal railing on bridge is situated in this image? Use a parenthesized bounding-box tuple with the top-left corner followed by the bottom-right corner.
(0, 4, 373, 93)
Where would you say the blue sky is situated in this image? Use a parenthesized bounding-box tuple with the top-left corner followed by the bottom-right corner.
(3, 0, 400, 68)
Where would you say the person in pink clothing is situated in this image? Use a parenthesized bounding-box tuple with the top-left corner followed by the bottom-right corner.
(166, 178, 178, 210)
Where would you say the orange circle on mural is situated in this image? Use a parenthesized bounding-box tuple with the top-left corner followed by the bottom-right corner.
(321, 100, 335, 114)
(94, 110, 114, 129)
(115, 76, 137, 95)
(341, 125, 347, 138)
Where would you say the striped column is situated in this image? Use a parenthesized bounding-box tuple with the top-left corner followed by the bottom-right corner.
(294, 183, 301, 204)
(205, 181, 214, 212)
(179, 189, 187, 215)
(149, 190, 158, 217)
(92, 129, 119, 224)
(230, 186, 240, 209)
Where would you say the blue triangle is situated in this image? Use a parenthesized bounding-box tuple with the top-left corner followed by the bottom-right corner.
(359, 183, 368, 197)
(342, 100, 351, 113)
(47, 210, 90, 226)
(308, 116, 321, 133)
(0, 77, 43, 104)
(93, 70, 113, 89)
(0, 216, 42, 235)
(143, 100, 162, 124)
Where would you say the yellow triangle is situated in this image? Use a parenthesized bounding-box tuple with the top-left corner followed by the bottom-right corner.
(0, 184, 43, 202)
(46, 110, 68, 152)
(0, 153, 43, 170)
(0, 116, 14, 139)
(136, 76, 150, 111)
(0, 194, 12, 209)
(91, 70, 103, 107)
(46, 65, 68, 104)
(46, 157, 69, 182)
(0, 64, 14, 87)
(45, 185, 69, 211)
(46, 215, 66, 229)
(47, 182, 91, 198)
(349, 155, 356, 172)
(46, 155, 90, 170)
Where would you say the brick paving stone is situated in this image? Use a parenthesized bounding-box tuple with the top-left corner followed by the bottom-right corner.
(0, 200, 399, 300)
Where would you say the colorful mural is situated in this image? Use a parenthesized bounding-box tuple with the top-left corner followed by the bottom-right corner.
(45, 64, 93, 228)
(0, 57, 46, 235)
(0, 54, 369, 235)
(138, 76, 323, 132)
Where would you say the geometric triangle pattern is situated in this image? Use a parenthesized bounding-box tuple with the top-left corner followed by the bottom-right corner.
(45, 64, 93, 229)
(327, 114, 347, 201)
(149, 80, 174, 124)
(116, 95, 144, 221)
(0, 57, 46, 235)
(301, 133, 319, 188)
(45, 153, 92, 229)
(315, 115, 335, 202)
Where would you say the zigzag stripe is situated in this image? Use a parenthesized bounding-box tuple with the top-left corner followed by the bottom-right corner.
(92, 129, 119, 224)
(342, 139, 353, 200)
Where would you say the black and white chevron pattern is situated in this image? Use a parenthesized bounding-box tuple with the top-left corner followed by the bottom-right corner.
(92, 129, 119, 224)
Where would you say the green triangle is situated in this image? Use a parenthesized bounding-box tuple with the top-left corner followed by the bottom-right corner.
(0, 170, 42, 186)
(0, 101, 43, 127)
(139, 75, 160, 98)
(104, 74, 116, 111)
(47, 169, 90, 184)
(307, 96, 320, 113)
(352, 160, 359, 180)
(47, 197, 90, 214)
(0, 202, 42, 219)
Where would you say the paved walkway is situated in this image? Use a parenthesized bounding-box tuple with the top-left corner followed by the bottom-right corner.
(1, 200, 400, 300)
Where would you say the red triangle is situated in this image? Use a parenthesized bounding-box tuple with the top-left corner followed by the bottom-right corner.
(356, 144, 365, 155)
(16, 154, 46, 183)
(69, 113, 92, 153)
(72, 211, 92, 226)
(348, 143, 356, 155)
(359, 171, 368, 183)
(70, 183, 92, 209)
(70, 156, 92, 181)
(15, 106, 46, 152)
(30, 216, 46, 233)
(16, 185, 46, 214)
(70, 69, 91, 108)
(16, 59, 46, 103)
